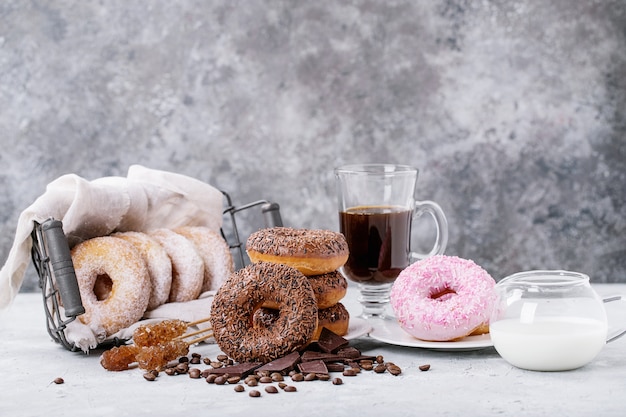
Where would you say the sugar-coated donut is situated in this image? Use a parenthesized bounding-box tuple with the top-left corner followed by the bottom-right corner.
(149, 228, 204, 303)
(174, 226, 234, 292)
(112, 231, 172, 310)
(261, 270, 347, 310)
(210, 262, 318, 362)
(254, 302, 350, 342)
(246, 227, 349, 276)
(71, 236, 151, 336)
(390, 255, 496, 342)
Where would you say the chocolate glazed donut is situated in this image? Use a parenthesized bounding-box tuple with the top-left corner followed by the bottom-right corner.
(210, 262, 318, 363)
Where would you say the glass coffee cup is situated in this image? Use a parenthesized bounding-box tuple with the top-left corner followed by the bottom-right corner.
(335, 164, 448, 319)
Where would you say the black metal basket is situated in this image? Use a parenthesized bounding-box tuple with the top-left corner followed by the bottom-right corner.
(30, 190, 282, 351)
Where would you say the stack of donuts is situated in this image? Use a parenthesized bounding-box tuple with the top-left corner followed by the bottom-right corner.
(246, 227, 351, 340)
(69, 226, 234, 337)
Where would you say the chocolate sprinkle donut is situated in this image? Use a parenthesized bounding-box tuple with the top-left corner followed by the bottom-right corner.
(210, 262, 318, 363)
(246, 227, 349, 276)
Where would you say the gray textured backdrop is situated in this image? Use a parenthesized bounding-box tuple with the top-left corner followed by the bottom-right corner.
(1, 0, 625, 292)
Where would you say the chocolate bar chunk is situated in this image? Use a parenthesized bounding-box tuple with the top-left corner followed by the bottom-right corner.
(208, 362, 263, 377)
(298, 360, 328, 375)
(300, 351, 343, 363)
(257, 351, 301, 373)
(317, 328, 349, 353)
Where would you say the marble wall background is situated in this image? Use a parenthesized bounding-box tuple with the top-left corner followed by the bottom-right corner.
(1, 0, 625, 292)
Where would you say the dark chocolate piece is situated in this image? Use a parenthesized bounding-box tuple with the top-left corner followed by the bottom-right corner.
(317, 328, 349, 353)
(208, 362, 263, 377)
(256, 351, 301, 373)
(336, 346, 362, 359)
(326, 362, 347, 373)
(298, 360, 328, 375)
(300, 351, 343, 363)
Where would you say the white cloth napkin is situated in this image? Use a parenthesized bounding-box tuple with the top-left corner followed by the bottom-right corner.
(0, 165, 223, 351)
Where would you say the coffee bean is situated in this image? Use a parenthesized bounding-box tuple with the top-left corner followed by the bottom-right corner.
(249, 390, 261, 398)
(149, 369, 159, 377)
(376, 355, 384, 364)
(206, 374, 218, 384)
(188, 368, 201, 379)
(291, 373, 304, 382)
(317, 373, 330, 381)
(419, 364, 431, 372)
(143, 372, 156, 382)
(284, 385, 297, 392)
(234, 384, 245, 393)
(342, 369, 357, 377)
(265, 386, 279, 394)
(227, 376, 241, 384)
(373, 364, 387, 373)
(387, 365, 402, 376)
(53, 377, 64, 385)
(259, 376, 273, 383)
(214, 376, 228, 385)
(179, 356, 189, 363)
(165, 367, 177, 376)
(332, 377, 343, 385)
(217, 354, 229, 362)
(190, 356, 201, 365)
(304, 373, 317, 381)
(271, 372, 284, 382)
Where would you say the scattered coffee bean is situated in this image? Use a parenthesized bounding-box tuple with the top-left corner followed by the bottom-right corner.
(291, 373, 304, 382)
(190, 356, 201, 365)
(304, 373, 317, 381)
(419, 364, 431, 372)
(234, 384, 245, 392)
(165, 367, 177, 376)
(342, 369, 357, 377)
(217, 354, 229, 362)
(188, 368, 201, 379)
(214, 375, 228, 385)
(265, 386, 279, 394)
(227, 376, 241, 384)
(271, 372, 284, 382)
(317, 373, 331, 381)
(387, 365, 402, 376)
(332, 377, 343, 385)
(202, 357, 211, 365)
(284, 385, 297, 392)
(210, 361, 223, 369)
(206, 374, 218, 384)
(149, 369, 159, 377)
(376, 355, 384, 364)
(249, 390, 261, 398)
(53, 377, 64, 385)
(179, 356, 189, 363)
(373, 364, 387, 373)
(143, 372, 156, 382)
(278, 382, 287, 389)
(259, 376, 273, 384)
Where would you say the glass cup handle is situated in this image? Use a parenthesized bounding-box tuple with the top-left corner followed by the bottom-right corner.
(409, 199, 449, 262)
(604, 294, 626, 343)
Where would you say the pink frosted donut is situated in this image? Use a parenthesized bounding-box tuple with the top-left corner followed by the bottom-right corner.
(149, 228, 204, 303)
(112, 231, 173, 311)
(174, 226, 234, 292)
(390, 255, 496, 341)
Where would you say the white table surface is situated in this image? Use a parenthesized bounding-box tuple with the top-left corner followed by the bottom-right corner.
(1, 284, 626, 417)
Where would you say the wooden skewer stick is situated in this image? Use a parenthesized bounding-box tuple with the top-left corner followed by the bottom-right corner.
(185, 331, 214, 346)
(186, 317, 212, 327)
(174, 326, 213, 341)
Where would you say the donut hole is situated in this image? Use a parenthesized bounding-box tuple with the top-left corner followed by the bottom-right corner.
(430, 286, 457, 301)
(94, 274, 113, 301)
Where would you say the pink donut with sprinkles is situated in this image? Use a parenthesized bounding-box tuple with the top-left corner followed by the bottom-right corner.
(390, 255, 497, 341)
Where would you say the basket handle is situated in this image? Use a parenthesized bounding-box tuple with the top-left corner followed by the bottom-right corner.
(41, 219, 85, 317)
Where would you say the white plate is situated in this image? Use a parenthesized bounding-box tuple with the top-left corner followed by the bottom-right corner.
(368, 318, 493, 351)
(344, 317, 372, 340)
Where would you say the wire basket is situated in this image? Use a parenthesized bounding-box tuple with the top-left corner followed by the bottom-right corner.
(30, 190, 282, 351)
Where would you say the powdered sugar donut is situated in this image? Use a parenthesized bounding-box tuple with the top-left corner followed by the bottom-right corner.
(112, 231, 172, 310)
(71, 236, 150, 336)
(390, 255, 497, 341)
(174, 226, 234, 292)
(149, 228, 204, 303)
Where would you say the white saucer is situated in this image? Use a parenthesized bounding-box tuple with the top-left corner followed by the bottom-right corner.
(368, 318, 493, 351)
(344, 317, 372, 340)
